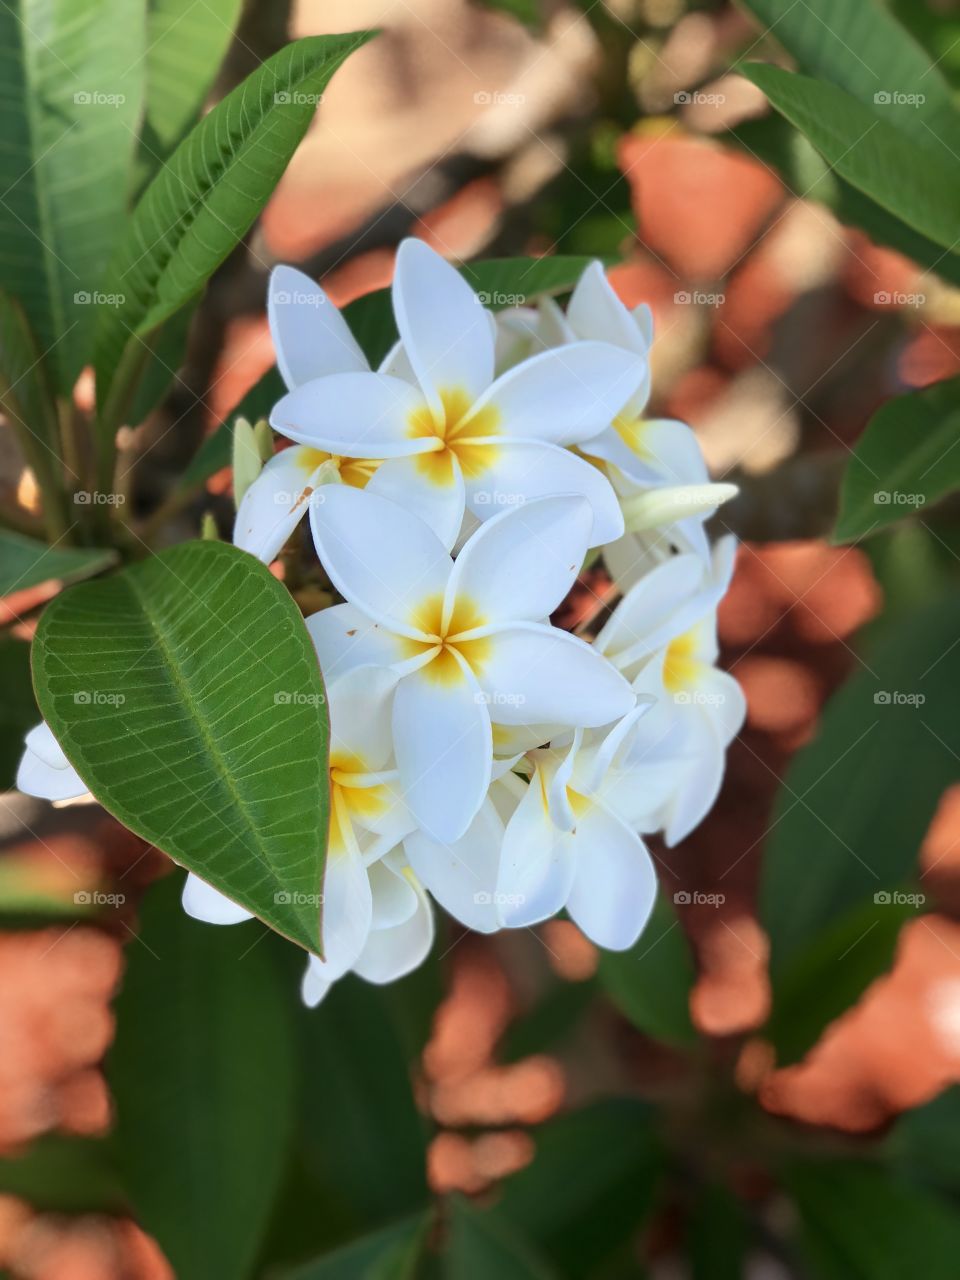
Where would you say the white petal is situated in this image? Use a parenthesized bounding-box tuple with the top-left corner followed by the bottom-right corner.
(586, 418, 708, 488)
(317, 847, 373, 980)
(300, 956, 333, 1008)
(367, 857, 420, 928)
(309, 486, 451, 636)
(469, 342, 645, 446)
(378, 338, 416, 381)
(476, 623, 634, 727)
(448, 495, 592, 625)
(327, 666, 398, 768)
(181, 873, 254, 925)
(595, 554, 705, 667)
(232, 447, 323, 564)
(567, 261, 649, 357)
(465, 441, 623, 546)
(270, 372, 428, 457)
(662, 733, 726, 846)
(306, 603, 411, 685)
(366, 451, 465, 551)
(392, 664, 492, 843)
(565, 804, 657, 949)
(268, 265, 368, 390)
(690, 666, 746, 747)
(352, 869, 434, 985)
(17, 725, 87, 802)
(496, 770, 576, 927)
(404, 797, 505, 933)
(393, 239, 494, 413)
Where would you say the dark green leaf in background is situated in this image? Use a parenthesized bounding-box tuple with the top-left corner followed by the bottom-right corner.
(785, 1160, 960, 1280)
(0, 0, 145, 392)
(761, 595, 960, 1040)
(834, 377, 960, 543)
(445, 1198, 557, 1280)
(94, 31, 373, 422)
(281, 1213, 429, 1280)
(109, 874, 297, 1280)
(597, 893, 697, 1048)
(0, 530, 116, 598)
(0, 1134, 124, 1214)
(33, 540, 329, 951)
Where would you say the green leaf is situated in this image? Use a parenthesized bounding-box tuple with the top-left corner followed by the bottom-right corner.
(596, 892, 697, 1048)
(688, 1183, 749, 1280)
(32, 540, 329, 952)
(736, 0, 959, 144)
(729, 115, 960, 288)
(109, 874, 297, 1280)
(298, 973, 434, 1223)
(892, 0, 960, 89)
(140, 0, 244, 173)
(445, 1199, 557, 1280)
(0, 0, 145, 392)
(497, 1100, 662, 1277)
(742, 63, 960, 251)
(94, 31, 373, 422)
(0, 530, 116, 597)
(885, 1087, 960, 1196)
(0, 288, 60, 462)
(281, 1214, 429, 1280)
(765, 895, 919, 1063)
(760, 594, 960, 978)
(784, 1160, 960, 1280)
(0, 634, 37, 789)
(834, 377, 960, 543)
(0, 1135, 123, 1214)
(175, 255, 595, 499)
(127, 301, 197, 427)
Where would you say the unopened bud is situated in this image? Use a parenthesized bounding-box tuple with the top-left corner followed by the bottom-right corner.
(232, 417, 261, 508)
(200, 512, 219, 541)
(253, 418, 274, 464)
(622, 483, 738, 532)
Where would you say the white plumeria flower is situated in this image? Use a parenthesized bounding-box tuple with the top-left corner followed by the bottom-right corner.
(307, 487, 635, 844)
(492, 707, 659, 950)
(595, 538, 746, 844)
(271, 238, 642, 550)
(233, 265, 383, 563)
(301, 849, 434, 1008)
(17, 722, 89, 804)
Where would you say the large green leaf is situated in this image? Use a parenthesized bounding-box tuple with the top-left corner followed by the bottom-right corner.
(94, 31, 372, 422)
(175, 255, 595, 499)
(736, 0, 960, 144)
(32, 539, 329, 952)
(761, 595, 960, 977)
(497, 1100, 662, 1277)
(0, 1135, 123, 1214)
(0, 634, 37, 789)
(729, 116, 960, 288)
(0, 0, 145, 392)
(109, 874, 297, 1280)
(298, 972, 435, 1223)
(765, 895, 919, 1063)
(0, 530, 116, 597)
(742, 64, 960, 251)
(0, 288, 60, 466)
(785, 1160, 960, 1280)
(281, 1214, 429, 1280)
(445, 1200, 557, 1280)
(140, 0, 244, 173)
(596, 892, 697, 1048)
(885, 1087, 960, 1196)
(834, 377, 960, 543)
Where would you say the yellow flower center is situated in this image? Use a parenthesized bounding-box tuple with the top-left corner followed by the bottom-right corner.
(327, 750, 390, 854)
(612, 412, 651, 460)
(407, 387, 501, 483)
(401, 592, 492, 686)
(297, 448, 381, 489)
(663, 628, 701, 693)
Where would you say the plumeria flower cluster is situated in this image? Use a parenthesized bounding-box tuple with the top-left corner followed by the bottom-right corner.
(18, 240, 743, 1007)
